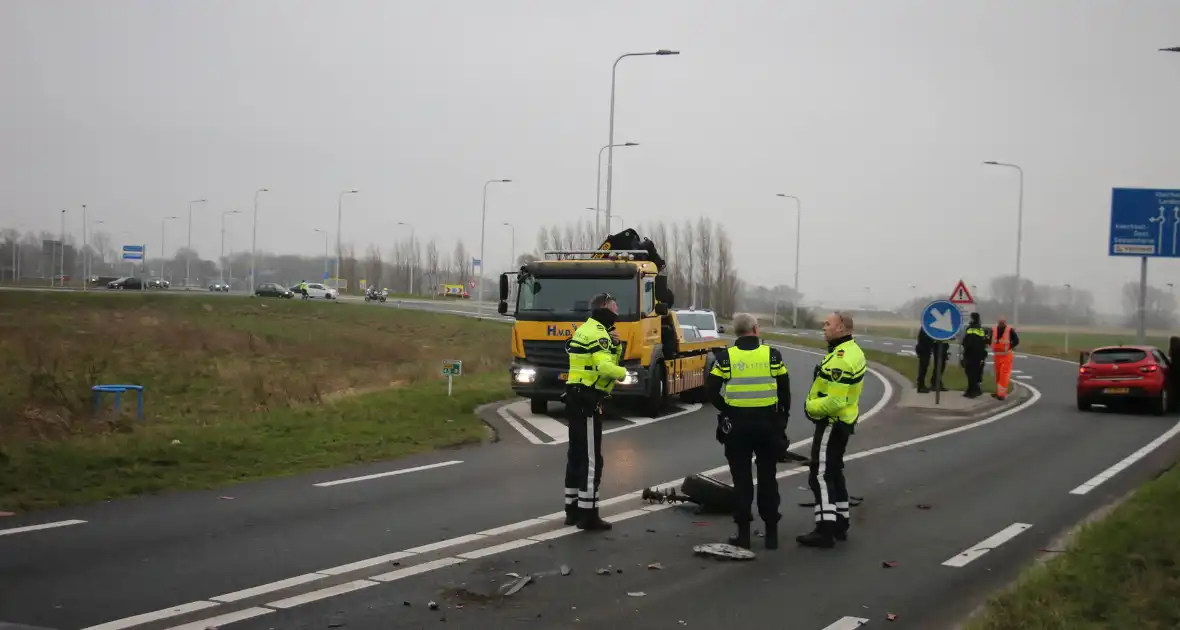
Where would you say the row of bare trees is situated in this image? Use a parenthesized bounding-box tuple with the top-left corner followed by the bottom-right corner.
(529, 217, 742, 318)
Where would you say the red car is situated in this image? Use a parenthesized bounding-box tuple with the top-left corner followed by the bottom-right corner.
(1077, 345, 1171, 415)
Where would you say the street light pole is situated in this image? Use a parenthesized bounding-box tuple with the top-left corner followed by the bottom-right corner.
(221, 209, 240, 287)
(604, 50, 678, 233)
(983, 161, 1024, 325)
(596, 142, 637, 239)
(249, 188, 268, 294)
(161, 215, 179, 281)
(334, 189, 358, 293)
(58, 209, 66, 287)
(397, 222, 416, 296)
(186, 199, 205, 289)
(478, 179, 512, 319)
(777, 194, 803, 327)
(82, 204, 88, 291)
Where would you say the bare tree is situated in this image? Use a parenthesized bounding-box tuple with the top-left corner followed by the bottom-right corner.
(697, 217, 713, 310)
(365, 244, 383, 288)
(453, 240, 470, 284)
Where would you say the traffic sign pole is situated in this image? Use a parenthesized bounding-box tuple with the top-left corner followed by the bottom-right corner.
(921, 299, 965, 407)
(1108, 187, 1180, 344)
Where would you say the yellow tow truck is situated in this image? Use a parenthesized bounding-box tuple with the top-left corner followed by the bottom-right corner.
(496, 229, 728, 417)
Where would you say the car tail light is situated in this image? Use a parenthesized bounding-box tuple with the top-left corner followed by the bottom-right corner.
(1079, 366, 1093, 376)
(1140, 364, 1160, 373)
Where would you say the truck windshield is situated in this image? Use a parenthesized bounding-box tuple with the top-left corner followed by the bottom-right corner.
(677, 313, 716, 331)
(516, 276, 638, 322)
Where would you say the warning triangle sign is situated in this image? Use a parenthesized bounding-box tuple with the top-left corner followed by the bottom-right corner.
(950, 280, 974, 304)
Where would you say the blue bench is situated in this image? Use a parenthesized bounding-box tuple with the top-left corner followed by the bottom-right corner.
(91, 384, 145, 421)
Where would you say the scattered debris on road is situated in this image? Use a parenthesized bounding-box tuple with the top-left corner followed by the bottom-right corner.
(218, 496, 234, 500)
(502, 575, 532, 596)
(596, 568, 612, 576)
(886, 613, 898, 621)
(627, 592, 646, 597)
(693, 543, 756, 561)
(647, 562, 664, 570)
(428, 601, 439, 611)
(560, 564, 572, 576)
(917, 504, 932, 510)
(882, 561, 898, 568)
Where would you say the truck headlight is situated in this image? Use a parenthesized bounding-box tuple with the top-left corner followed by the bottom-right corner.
(514, 367, 537, 384)
(621, 370, 639, 385)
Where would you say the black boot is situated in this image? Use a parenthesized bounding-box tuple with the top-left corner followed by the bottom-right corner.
(576, 507, 612, 531)
(834, 515, 849, 541)
(727, 522, 751, 549)
(796, 521, 835, 548)
(564, 504, 579, 526)
(917, 384, 930, 393)
(763, 520, 779, 550)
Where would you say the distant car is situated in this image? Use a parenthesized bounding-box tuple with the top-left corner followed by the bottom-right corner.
(1077, 345, 1172, 415)
(147, 278, 170, 289)
(209, 282, 230, 292)
(673, 308, 723, 338)
(255, 282, 294, 299)
(107, 277, 144, 290)
(288, 282, 338, 300)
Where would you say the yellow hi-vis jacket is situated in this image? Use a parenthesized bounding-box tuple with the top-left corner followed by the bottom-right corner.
(710, 344, 787, 408)
(805, 336, 866, 424)
(565, 317, 627, 393)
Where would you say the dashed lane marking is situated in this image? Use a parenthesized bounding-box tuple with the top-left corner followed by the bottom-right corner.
(942, 522, 1032, 567)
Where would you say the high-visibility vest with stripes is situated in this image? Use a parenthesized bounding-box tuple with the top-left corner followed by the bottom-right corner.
(710, 344, 787, 408)
(991, 325, 1012, 355)
(805, 338, 867, 424)
(565, 317, 627, 391)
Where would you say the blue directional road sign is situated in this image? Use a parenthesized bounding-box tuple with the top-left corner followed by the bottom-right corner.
(323, 271, 330, 280)
(921, 299, 964, 342)
(122, 244, 144, 261)
(1109, 187, 1180, 257)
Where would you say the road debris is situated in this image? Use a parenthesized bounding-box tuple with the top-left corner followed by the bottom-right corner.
(596, 568, 612, 576)
(647, 562, 664, 571)
(502, 575, 532, 596)
(560, 564, 572, 576)
(428, 601, 439, 611)
(627, 592, 646, 597)
(886, 613, 898, 621)
(693, 543, 756, 561)
(218, 496, 234, 500)
(403, 601, 411, 607)
(882, 561, 898, 568)
(917, 504, 932, 510)
(505, 572, 521, 578)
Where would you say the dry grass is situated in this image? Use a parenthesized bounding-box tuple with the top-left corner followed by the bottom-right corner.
(0, 291, 514, 510)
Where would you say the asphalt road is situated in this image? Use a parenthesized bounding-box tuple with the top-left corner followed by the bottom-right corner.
(4, 289, 1179, 629)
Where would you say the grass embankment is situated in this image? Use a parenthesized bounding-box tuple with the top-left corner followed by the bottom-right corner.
(765, 332, 997, 395)
(0, 292, 512, 510)
(964, 464, 1180, 630)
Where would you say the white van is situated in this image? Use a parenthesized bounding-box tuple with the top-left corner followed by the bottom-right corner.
(673, 308, 722, 338)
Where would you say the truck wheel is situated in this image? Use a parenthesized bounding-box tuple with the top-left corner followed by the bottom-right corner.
(530, 398, 547, 415)
(645, 365, 667, 418)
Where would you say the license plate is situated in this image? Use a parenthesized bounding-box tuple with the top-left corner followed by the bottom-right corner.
(1104, 388, 1130, 394)
(559, 373, 568, 381)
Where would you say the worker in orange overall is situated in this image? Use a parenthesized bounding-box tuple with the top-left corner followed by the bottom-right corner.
(991, 317, 1020, 400)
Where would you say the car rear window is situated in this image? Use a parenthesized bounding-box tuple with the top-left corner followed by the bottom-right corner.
(1090, 349, 1148, 364)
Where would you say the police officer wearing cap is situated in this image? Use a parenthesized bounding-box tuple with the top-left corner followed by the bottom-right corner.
(706, 313, 791, 550)
(798, 311, 866, 548)
(562, 292, 627, 531)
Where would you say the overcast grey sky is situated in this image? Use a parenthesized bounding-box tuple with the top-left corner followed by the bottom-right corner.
(3, 0, 1180, 311)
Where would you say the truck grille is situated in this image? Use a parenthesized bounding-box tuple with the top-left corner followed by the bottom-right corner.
(523, 340, 627, 368)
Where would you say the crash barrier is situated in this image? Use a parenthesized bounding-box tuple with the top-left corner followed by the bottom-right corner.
(91, 384, 145, 421)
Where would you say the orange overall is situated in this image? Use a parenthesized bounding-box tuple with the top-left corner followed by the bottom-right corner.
(991, 325, 1013, 399)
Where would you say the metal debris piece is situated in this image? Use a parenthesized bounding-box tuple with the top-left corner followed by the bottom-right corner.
(692, 543, 756, 561)
(615, 568, 623, 574)
(505, 572, 521, 578)
(428, 601, 439, 611)
(917, 504, 932, 510)
(647, 562, 663, 571)
(882, 561, 898, 568)
(641, 487, 693, 505)
(627, 592, 646, 597)
(560, 564, 572, 576)
(403, 601, 411, 607)
(646, 528, 657, 533)
(886, 613, 897, 621)
(503, 575, 532, 596)
(219, 496, 234, 500)
(596, 568, 611, 576)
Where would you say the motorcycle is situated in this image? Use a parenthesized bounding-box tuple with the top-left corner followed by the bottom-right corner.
(364, 288, 387, 303)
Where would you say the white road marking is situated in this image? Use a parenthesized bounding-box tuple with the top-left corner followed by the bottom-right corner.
(499, 402, 703, 445)
(371, 557, 466, 582)
(477, 518, 549, 537)
(883, 341, 894, 346)
(1069, 418, 1180, 495)
(942, 523, 1032, 567)
(312, 460, 462, 487)
(0, 519, 87, 537)
(1016, 375, 1033, 380)
(81, 601, 221, 630)
(457, 538, 538, 559)
(266, 579, 378, 609)
(158, 607, 273, 630)
(319, 551, 415, 575)
(820, 617, 870, 629)
(209, 573, 327, 603)
(496, 404, 545, 444)
(404, 533, 485, 554)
